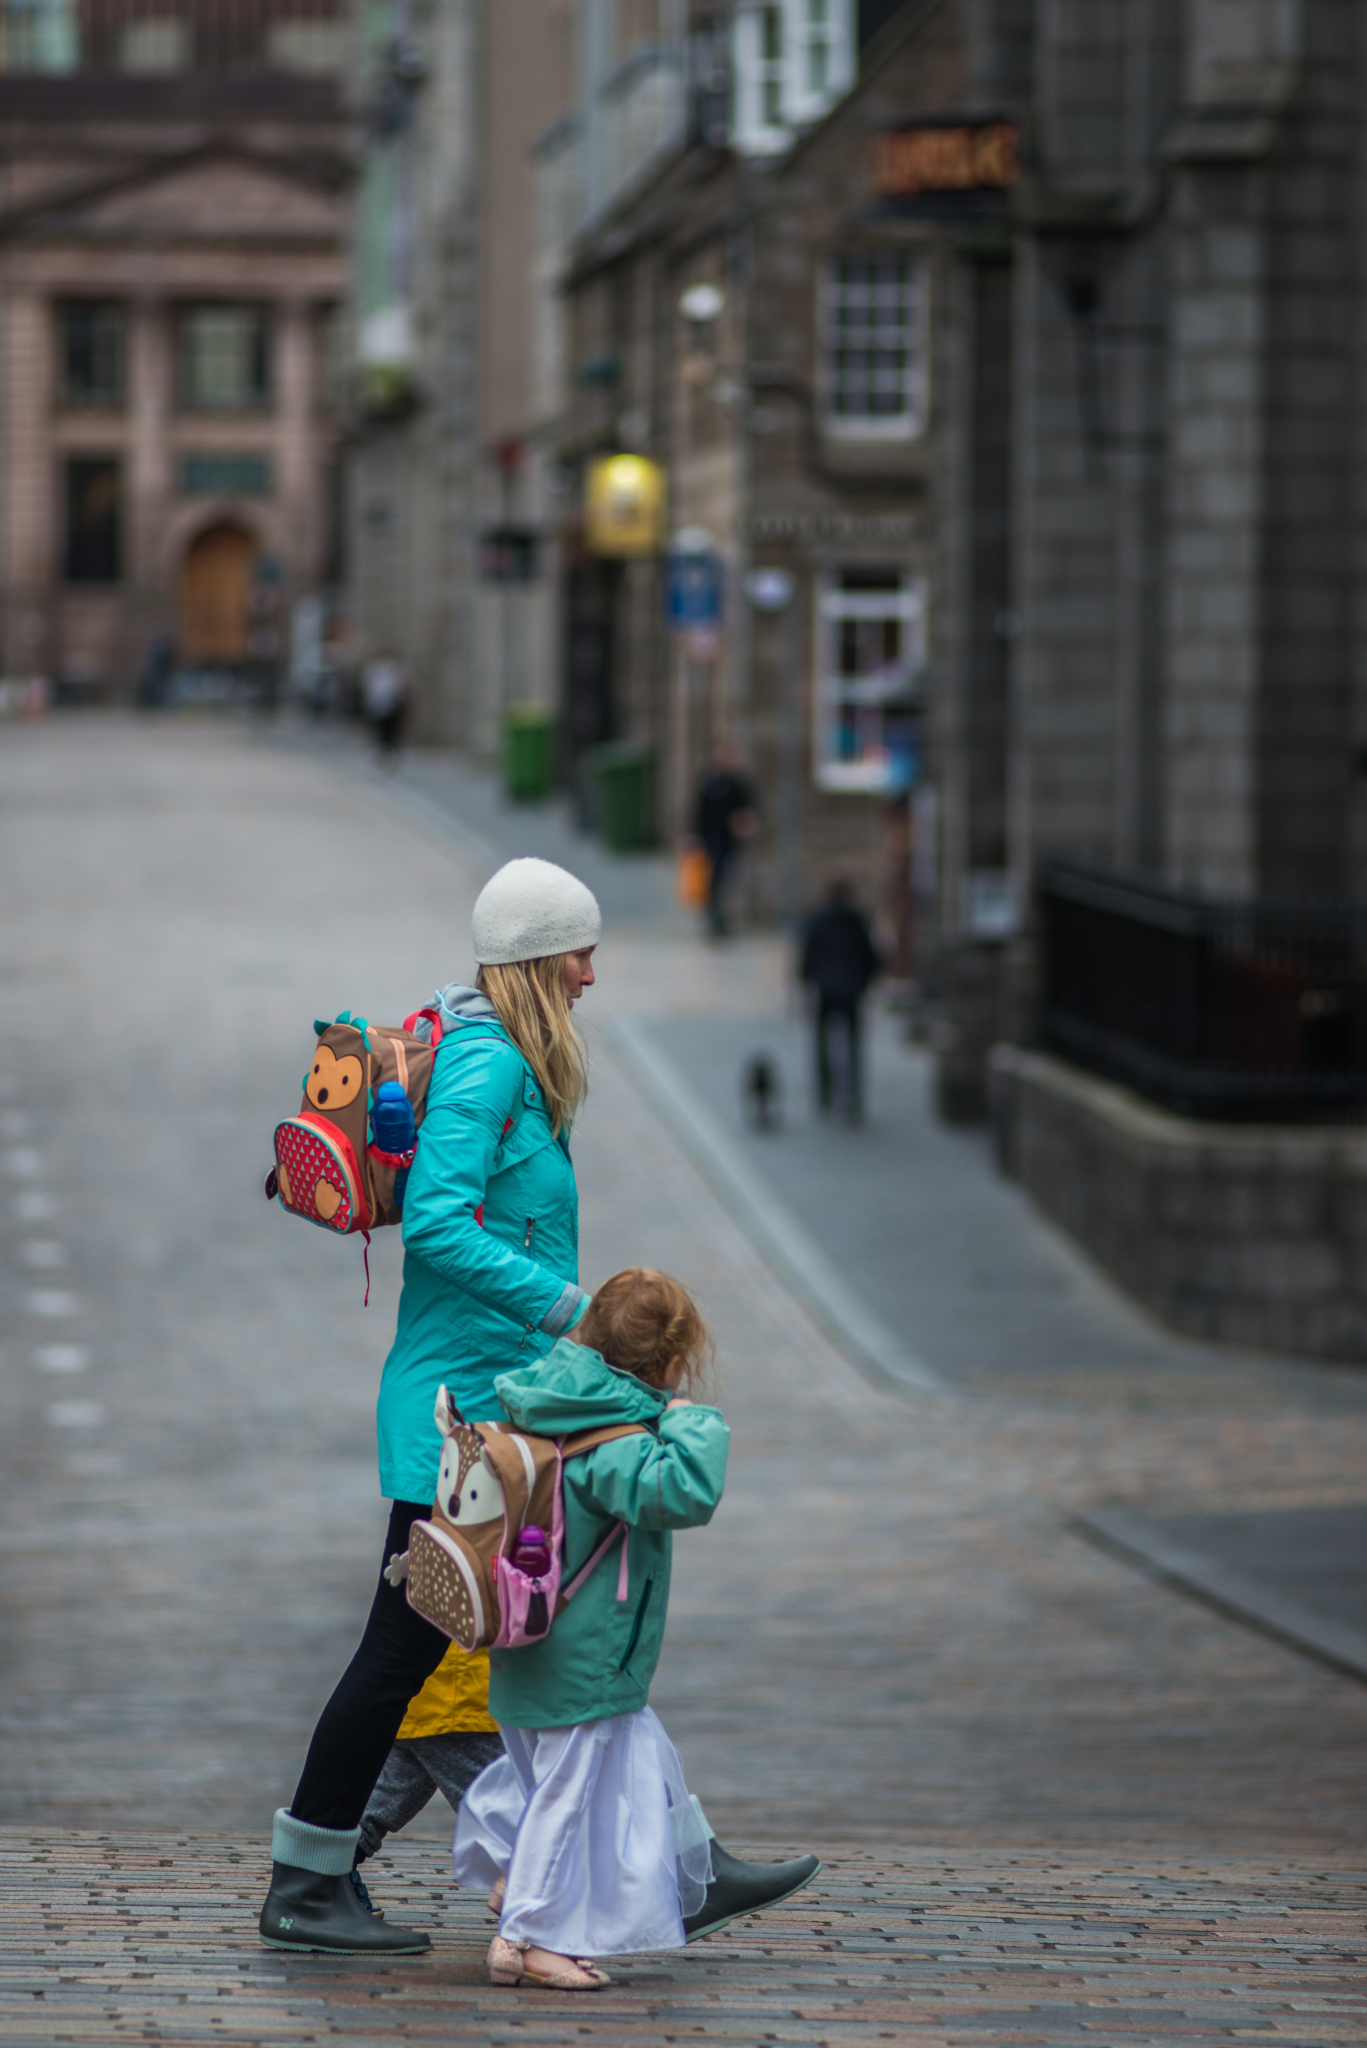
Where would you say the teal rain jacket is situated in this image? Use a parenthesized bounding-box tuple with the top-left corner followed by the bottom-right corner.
(487, 1339, 729, 1730)
(376, 986, 589, 1504)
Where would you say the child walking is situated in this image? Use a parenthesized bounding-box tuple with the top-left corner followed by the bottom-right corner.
(453, 1267, 729, 1990)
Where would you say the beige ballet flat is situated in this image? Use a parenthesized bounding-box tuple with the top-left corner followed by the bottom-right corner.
(486, 1936, 611, 1990)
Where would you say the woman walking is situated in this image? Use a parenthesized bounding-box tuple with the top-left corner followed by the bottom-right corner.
(258, 856, 816, 1955)
(260, 857, 598, 1954)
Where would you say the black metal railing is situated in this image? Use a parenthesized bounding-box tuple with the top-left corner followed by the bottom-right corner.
(1039, 857, 1367, 1120)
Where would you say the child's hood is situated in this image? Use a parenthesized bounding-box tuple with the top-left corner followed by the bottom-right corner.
(495, 1338, 667, 1435)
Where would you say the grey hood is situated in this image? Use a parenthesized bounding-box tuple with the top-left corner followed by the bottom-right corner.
(431, 981, 499, 1034)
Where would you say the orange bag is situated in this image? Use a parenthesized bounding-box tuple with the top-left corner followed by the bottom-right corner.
(677, 844, 711, 911)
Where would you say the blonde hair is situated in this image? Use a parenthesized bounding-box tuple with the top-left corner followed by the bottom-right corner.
(476, 955, 587, 1135)
(576, 1268, 713, 1395)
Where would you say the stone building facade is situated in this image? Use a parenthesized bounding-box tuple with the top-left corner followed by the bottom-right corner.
(0, 4, 347, 693)
(546, 1, 949, 927)
(919, 0, 1367, 1114)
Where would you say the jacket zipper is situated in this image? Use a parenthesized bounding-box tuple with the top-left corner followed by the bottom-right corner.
(618, 1577, 654, 1672)
(523, 1217, 536, 1253)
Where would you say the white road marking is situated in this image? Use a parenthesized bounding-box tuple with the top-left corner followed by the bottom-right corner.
(22, 1241, 66, 1267)
(34, 1345, 89, 1374)
(16, 1190, 55, 1220)
(46, 1400, 105, 1429)
(25, 1290, 77, 1317)
(4, 1148, 42, 1178)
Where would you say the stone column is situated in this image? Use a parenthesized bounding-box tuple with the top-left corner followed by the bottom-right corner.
(2, 290, 57, 674)
(275, 297, 315, 584)
(127, 297, 172, 630)
(1160, 154, 1268, 898)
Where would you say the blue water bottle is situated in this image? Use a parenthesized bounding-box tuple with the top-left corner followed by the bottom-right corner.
(371, 1080, 416, 1208)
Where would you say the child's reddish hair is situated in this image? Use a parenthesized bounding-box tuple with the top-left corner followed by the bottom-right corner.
(576, 1267, 712, 1394)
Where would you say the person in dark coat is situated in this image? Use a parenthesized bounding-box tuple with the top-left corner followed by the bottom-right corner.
(693, 745, 757, 938)
(799, 879, 881, 1123)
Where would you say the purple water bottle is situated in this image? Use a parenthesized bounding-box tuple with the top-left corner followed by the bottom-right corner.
(511, 1524, 551, 1635)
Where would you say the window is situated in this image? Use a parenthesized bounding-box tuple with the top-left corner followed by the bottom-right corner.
(732, 4, 787, 152)
(63, 458, 122, 582)
(60, 302, 125, 407)
(119, 18, 187, 71)
(730, 0, 853, 155)
(821, 254, 927, 439)
(815, 568, 926, 792)
(180, 452, 273, 497)
(178, 305, 271, 410)
(0, 0, 78, 74)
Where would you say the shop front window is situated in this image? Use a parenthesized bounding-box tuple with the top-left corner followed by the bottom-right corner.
(814, 567, 925, 792)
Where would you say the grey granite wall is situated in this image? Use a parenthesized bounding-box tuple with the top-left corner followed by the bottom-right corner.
(991, 1042, 1367, 1361)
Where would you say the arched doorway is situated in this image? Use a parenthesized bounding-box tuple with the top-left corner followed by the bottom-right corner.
(178, 522, 254, 663)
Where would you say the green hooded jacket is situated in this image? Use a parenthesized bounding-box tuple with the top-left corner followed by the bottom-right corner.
(487, 1339, 730, 1729)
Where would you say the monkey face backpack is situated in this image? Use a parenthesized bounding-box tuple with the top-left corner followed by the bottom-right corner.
(266, 1007, 443, 1238)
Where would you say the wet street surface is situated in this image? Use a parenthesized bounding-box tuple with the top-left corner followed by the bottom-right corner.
(1, 715, 1364, 2044)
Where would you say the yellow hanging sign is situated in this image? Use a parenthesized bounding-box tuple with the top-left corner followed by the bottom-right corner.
(584, 454, 666, 556)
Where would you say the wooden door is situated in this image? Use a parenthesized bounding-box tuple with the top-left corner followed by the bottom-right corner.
(178, 523, 254, 663)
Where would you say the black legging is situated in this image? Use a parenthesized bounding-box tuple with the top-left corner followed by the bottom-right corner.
(289, 1501, 462, 1832)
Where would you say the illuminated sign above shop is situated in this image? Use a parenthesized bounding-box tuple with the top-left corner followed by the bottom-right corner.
(584, 454, 666, 557)
(872, 121, 1020, 199)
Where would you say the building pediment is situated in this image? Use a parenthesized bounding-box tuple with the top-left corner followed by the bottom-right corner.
(0, 143, 346, 247)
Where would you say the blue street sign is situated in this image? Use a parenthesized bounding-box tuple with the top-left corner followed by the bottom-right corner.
(667, 548, 723, 630)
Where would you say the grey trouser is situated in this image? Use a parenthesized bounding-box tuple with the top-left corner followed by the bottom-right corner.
(355, 1731, 505, 1863)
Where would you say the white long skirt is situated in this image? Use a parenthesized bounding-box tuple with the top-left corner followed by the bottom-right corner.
(452, 1706, 712, 1957)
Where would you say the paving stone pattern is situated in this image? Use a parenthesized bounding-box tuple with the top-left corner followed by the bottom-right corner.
(2, 718, 1366, 2043)
(1, 1832, 1363, 2047)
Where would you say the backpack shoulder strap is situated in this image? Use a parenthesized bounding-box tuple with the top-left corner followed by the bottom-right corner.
(560, 1422, 650, 1459)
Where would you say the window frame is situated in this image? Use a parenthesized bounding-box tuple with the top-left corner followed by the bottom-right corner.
(730, 0, 854, 154)
(177, 302, 272, 413)
(818, 250, 929, 443)
(730, 2, 789, 156)
(812, 567, 927, 794)
(783, 0, 854, 125)
(58, 299, 126, 410)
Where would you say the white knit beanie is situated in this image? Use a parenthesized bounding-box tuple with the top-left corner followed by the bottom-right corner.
(471, 857, 602, 966)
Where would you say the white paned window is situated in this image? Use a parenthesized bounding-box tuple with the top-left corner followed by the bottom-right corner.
(731, 0, 854, 155)
(785, 0, 854, 123)
(814, 569, 927, 793)
(821, 253, 928, 439)
(731, 3, 788, 155)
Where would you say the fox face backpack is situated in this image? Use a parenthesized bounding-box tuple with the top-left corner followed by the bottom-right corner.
(389, 1385, 645, 1653)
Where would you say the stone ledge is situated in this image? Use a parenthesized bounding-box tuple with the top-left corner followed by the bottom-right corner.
(990, 1044, 1367, 1361)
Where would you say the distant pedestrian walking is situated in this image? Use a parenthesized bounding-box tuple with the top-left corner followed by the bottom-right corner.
(800, 880, 880, 1123)
(693, 745, 757, 939)
(362, 654, 406, 761)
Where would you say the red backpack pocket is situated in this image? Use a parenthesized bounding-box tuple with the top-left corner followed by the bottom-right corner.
(273, 1113, 371, 1234)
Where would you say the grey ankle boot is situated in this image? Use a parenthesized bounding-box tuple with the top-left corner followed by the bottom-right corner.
(259, 1808, 430, 1956)
(259, 1862, 430, 1954)
(682, 1842, 821, 1943)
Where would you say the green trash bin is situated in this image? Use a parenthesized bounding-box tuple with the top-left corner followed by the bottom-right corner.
(503, 706, 557, 803)
(591, 740, 658, 851)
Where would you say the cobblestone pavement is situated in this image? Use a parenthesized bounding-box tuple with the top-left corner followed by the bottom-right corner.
(2, 1833, 1363, 2048)
(1, 716, 1365, 2043)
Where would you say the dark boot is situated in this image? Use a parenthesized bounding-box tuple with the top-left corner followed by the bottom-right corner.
(258, 1862, 430, 1955)
(682, 1841, 821, 1943)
